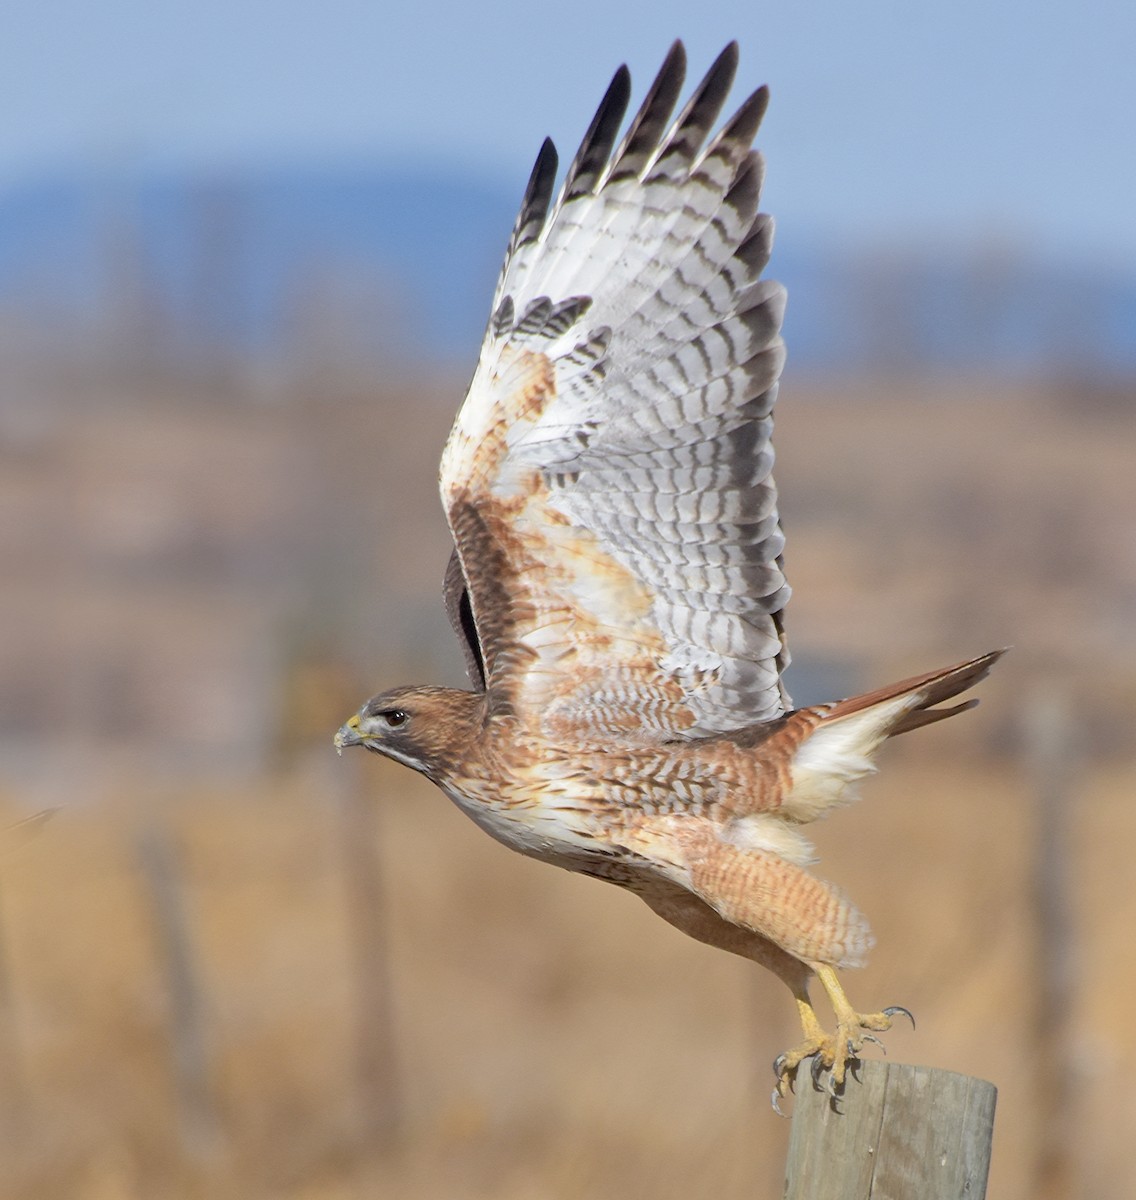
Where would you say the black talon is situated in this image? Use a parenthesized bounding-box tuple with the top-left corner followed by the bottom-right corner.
(862, 1034, 886, 1054)
(773, 1053, 798, 1093)
(810, 1054, 826, 1090)
(884, 1005, 916, 1029)
(771, 1088, 789, 1118)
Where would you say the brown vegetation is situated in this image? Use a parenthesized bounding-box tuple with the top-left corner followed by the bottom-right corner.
(0, 365, 1132, 1197)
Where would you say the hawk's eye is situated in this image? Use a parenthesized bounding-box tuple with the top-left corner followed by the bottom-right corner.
(381, 709, 408, 728)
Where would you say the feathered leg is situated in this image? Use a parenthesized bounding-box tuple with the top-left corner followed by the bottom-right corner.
(681, 842, 913, 1101)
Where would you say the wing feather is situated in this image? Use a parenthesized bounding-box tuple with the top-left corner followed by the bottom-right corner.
(605, 41, 687, 183)
(489, 140, 558, 321)
(441, 44, 791, 739)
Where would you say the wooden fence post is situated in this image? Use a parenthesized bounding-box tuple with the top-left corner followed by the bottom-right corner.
(783, 1060, 996, 1200)
(138, 820, 223, 1165)
(0, 811, 51, 1145)
(1024, 688, 1078, 1199)
(331, 753, 403, 1149)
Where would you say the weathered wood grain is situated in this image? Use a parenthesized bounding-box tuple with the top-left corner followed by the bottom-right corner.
(783, 1060, 996, 1200)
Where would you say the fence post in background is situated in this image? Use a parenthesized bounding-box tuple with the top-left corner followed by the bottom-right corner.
(137, 820, 223, 1165)
(0, 893, 27, 1145)
(0, 811, 52, 1144)
(1023, 688, 1078, 1200)
(783, 1059, 996, 1200)
(331, 752, 403, 1149)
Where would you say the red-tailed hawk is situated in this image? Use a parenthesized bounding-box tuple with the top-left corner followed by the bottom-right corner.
(335, 41, 1001, 1105)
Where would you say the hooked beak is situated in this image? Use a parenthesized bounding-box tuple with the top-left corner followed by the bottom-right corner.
(334, 714, 365, 755)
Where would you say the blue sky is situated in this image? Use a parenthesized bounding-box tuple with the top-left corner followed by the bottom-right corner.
(1, 1, 1132, 266)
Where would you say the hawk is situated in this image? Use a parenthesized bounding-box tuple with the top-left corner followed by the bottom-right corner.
(335, 41, 1001, 1104)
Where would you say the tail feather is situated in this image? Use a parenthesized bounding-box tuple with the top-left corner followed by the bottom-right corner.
(823, 649, 1006, 735)
(782, 649, 1005, 823)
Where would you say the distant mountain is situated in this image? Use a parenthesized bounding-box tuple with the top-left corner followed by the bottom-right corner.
(1, 165, 1134, 378)
(0, 166, 514, 369)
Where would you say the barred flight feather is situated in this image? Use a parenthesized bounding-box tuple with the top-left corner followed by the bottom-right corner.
(440, 40, 792, 735)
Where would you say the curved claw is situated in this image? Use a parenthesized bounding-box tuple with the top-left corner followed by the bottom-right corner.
(810, 1053, 827, 1090)
(861, 1034, 886, 1054)
(771, 1087, 789, 1118)
(772, 1054, 798, 1094)
(806, 1056, 834, 1094)
(884, 1005, 916, 1030)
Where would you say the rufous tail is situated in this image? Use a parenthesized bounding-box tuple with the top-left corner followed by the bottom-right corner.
(782, 649, 1005, 822)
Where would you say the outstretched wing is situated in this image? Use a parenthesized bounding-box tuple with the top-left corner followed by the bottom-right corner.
(440, 42, 790, 740)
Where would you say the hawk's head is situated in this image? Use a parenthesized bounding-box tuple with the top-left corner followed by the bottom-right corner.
(334, 685, 484, 780)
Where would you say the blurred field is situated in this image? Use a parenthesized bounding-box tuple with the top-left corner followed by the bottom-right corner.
(0, 367, 1133, 1198)
(3, 748, 1136, 1200)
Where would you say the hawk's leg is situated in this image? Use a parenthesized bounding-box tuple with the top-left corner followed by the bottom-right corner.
(816, 964, 913, 1083)
(774, 963, 913, 1102)
(769, 968, 830, 1111)
(671, 840, 910, 1101)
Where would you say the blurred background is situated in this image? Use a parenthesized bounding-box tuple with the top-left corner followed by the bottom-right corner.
(1, 2, 1134, 1197)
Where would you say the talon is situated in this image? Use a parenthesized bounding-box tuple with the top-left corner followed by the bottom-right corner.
(771, 1088, 789, 1118)
(884, 1005, 916, 1029)
(810, 1054, 826, 1090)
(773, 1053, 788, 1079)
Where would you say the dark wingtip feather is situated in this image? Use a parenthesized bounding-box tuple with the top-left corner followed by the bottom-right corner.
(608, 40, 687, 181)
(653, 40, 741, 170)
(714, 40, 740, 75)
(704, 40, 741, 102)
(560, 63, 633, 203)
(721, 83, 770, 148)
(508, 137, 559, 257)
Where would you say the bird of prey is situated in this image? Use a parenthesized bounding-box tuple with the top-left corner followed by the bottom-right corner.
(335, 41, 1001, 1103)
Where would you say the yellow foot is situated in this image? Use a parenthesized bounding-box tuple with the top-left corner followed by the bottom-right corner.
(771, 966, 914, 1112)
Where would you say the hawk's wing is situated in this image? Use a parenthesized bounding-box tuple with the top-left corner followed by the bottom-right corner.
(440, 42, 790, 740)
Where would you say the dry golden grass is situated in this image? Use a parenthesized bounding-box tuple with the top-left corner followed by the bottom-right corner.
(1, 368, 1133, 1196)
(1, 734, 1133, 1199)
